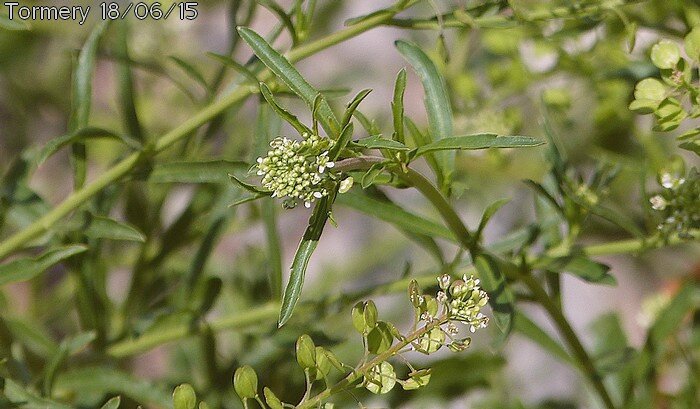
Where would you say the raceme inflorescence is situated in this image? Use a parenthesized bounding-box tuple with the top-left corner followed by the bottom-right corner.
(256, 133, 337, 209)
(231, 275, 489, 408)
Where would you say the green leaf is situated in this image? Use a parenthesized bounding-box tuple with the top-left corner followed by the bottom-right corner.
(3, 379, 73, 409)
(328, 123, 354, 161)
(650, 282, 699, 344)
(684, 27, 700, 61)
(54, 367, 171, 408)
(259, 82, 313, 135)
(475, 199, 510, 242)
(173, 384, 197, 409)
(146, 160, 248, 184)
(474, 254, 514, 335)
(256, 0, 298, 45)
(361, 163, 386, 189)
(570, 195, 644, 238)
(536, 254, 616, 285)
(233, 366, 258, 400)
(413, 134, 543, 158)
(37, 127, 141, 167)
(296, 334, 316, 369)
(3, 317, 59, 358)
(0, 245, 87, 286)
(116, 21, 143, 143)
(365, 361, 396, 394)
(367, 321, 394, 354)
(633, 78, 666, 102)
(341, 89, 372, 130)
(278, 193, 334, 326)
(101, 397, 121, 409)
(238, 27, 340, 136)
(206, 52, 259, 84)
(405, 116, 442, 179)
(396, 40, 454, 184)
(417, 327, 445, 354)
(392, 68, 407, 143)
(263, 387, 283, 409)
(84, 215, 146, 242)
(43, 331, 97, 396)
(650, 40, 681, 69)
(514, 312, 575, 366)
(169, 56, 211, 93)
(70, 20, 109, 189)
(353, 135, 410, 151)
(254, 103, 284, 299)
(336, 191, 455, 241)
(228, 194, 266, 208)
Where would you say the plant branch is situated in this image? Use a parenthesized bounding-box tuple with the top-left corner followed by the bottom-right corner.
(0, 7, 413, 262)
(296, 315, 448, 409)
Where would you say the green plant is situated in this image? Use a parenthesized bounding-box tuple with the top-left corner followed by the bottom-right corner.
(0, 1, 698, 409)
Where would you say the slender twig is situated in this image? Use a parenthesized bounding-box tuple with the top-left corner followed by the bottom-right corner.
(296, 315, 448, 409)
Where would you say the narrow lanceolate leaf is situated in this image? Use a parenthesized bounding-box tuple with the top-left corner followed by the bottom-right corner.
(475, 199, 510, 242)
(650, 282, 699, 344)
(341, 89, 372, 129)
(100, 397, 121, 409)
(229, 173, 273, 195)
(238, 27, 340, 136)
(259, 82, 313, 135)
(3, 379, 73, 409)
(396, 40, 453, 185)
(353, 135, 410, 151)
(169, 56, 211, 93)
(84, 215, 146, 242)
(392, 68, 407, 143)
(336, 191, 455, 241)
(514, 312, 576, 366)
(256, 0, 298, 45)
(412, 134, 544, 158)
(255, 103, 284, 299)
(328, 122, 354, 161)
(116, 21, 143, 142)
(69, 20, 109, 189)
(536, 255, 616, 285)
(206, 52, 259, 84)
(278, 193, 334, 327)
(37, 127, 141, 167)
(146, 160, 249, 184)
(474, 254, 514, 335)
(43, 331, 97, 396)
(0, 245, 87, 286)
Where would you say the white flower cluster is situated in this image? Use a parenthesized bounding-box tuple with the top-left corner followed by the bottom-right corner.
(256, 134, 336, 208)
(649, 170, 699, 239)
(438, 274, 490, 333)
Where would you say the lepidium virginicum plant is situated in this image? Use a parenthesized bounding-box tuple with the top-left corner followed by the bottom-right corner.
(0, 1, 698, 409)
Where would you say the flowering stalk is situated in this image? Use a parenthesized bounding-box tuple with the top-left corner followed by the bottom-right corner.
(296, 316, 448, 409)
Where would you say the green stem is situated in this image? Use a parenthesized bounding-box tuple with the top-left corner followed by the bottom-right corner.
(387, 0, 646, 30)
(296, 316, 447, 409)
(340, 156, 616, 408)
(0, 7, 407, 262)
(107, 302, 279, 358)
(518, 272, 617, 409)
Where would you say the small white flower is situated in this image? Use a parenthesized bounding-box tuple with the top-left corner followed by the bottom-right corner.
(650, 195, 667, 211)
